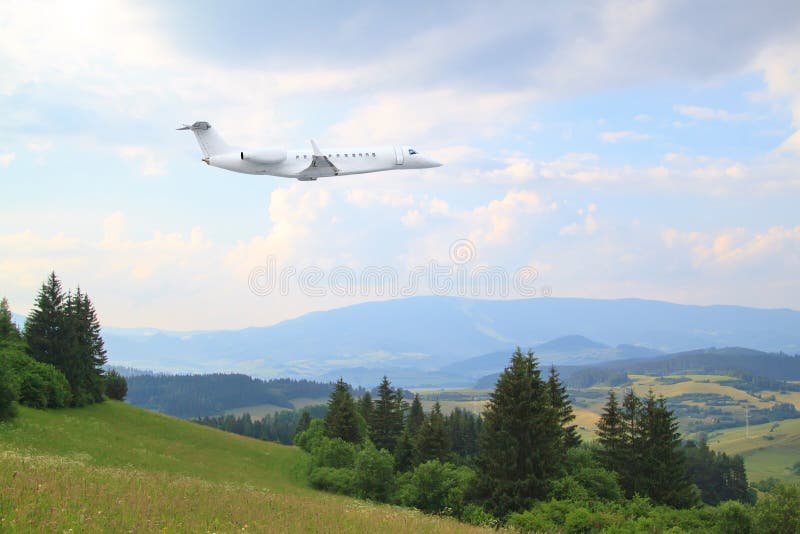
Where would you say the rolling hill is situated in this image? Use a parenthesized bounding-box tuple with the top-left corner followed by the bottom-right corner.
(97, 296, 800, 381)
(0, 402, 487, 533)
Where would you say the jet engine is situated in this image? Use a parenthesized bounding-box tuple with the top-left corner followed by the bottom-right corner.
(240, 149, 287, 165)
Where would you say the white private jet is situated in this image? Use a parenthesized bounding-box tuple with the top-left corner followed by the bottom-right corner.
(178, 121, 442, 181)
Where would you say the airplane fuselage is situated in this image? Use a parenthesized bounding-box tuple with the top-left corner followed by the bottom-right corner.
(179, 120, 441, 181)
(208, 145, 435, 180)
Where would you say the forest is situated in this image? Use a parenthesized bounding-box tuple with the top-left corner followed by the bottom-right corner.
(0, 273, 126, 422)
(285, 349, 799, 531)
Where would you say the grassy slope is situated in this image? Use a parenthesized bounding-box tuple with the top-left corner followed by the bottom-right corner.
(0, 402, 489, 533)
(697, 418, 800, 482)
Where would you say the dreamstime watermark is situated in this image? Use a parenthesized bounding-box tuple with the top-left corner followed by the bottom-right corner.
(247, 238, 552, 298)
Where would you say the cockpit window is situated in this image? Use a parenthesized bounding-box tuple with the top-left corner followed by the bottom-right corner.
(408, 149, 418, 155)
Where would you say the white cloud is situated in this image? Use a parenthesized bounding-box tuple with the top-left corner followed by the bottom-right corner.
(673, 105, 753, 122)
(661, 225, 800, 267)
(400, 210, 423, 228)
(345, 189, 414, 208)
(117, 145, 166, 177)
(599, 130, 651, 143)
(0, 153, 16, 166)
(428, 198, 450, 215)
(560, 205, 599, 236)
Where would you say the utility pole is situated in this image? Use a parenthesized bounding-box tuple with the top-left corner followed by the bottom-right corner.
(745, 405, 750, 439)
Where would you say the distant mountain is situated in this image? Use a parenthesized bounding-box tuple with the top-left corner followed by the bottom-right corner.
(100, 296, 800, 383)
(474, 347, 800, 389)
(535, 334, 607, 352)
(436, 335, 664, 383)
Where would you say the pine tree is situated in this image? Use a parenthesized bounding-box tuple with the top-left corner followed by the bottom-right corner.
(643, 393, 695, 507)
(296, 410, 312, 434)
(370, 376, 403, 452)
(477, 348, 564, 516)
(547, 366, 581, 449)
(25, 272, 68, 368)
(358, 391, 374, 429)
(394, 428, 415, 472)
(620, 389, 645, 496)
(596, 390, 625, 474)
(323, 378, 363, 443)
(407, 393, 425, 437)
(414, 401, 450, 464)
(66, 288, 107, 403)
(0, 297, 21, 341)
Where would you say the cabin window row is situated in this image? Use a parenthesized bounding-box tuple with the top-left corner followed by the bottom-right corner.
(296, 153, 378, 159)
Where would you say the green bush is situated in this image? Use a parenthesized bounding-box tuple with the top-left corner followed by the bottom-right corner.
(550, 475, 590, 502)
(507, 500, 573, 533)
(395, 460, 476, 515)
(714, 500, 754, 534)
(0, 363, 18, 421)
(294, 419, 325, 452)
(353, 442, 395, 501)
(104, 369, 128, 400)
(572, 467, 624, 501)
(309, 467, 356, 495)
(312, 437, 357, 469)
(460, 504, 498, 527)
(755, 482, 800, 534)
(563, 506, 593, 534)
(0, 341, 70, 408)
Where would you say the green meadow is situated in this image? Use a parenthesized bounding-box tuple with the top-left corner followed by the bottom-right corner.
(0, 402, 490, 533)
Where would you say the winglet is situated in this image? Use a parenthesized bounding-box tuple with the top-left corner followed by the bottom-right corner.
(310, 139, 324, 157)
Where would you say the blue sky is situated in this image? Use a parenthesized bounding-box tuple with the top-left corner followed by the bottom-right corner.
(2, 0, 800, 330)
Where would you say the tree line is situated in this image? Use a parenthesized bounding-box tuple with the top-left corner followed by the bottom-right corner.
(126, 374, 367, 419)
(0, 273, 127, 422)
(289, 348, 799, 530)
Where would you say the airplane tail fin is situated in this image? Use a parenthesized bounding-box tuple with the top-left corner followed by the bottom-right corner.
(177, 121, 231, 157)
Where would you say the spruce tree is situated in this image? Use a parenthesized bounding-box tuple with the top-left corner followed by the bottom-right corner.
(0, 297, 21, 341)
(370, 376, 403, 452)
(547, 366, 581, 449)
(620, 389, 645, 496)
(66, 288, 107, 403)
(414, 401, 450, 464)
(407, 393, 425, 437)
(323, 378, 362, 443)
(643, 393, 695, 507)
(394, 428, 415, 472)
(25, 272, 68, 368)
(358, 391, 374, 429)
(596, 390, 625, 474)
(296, 410, 312, 434)
(477, 348, 564, 517)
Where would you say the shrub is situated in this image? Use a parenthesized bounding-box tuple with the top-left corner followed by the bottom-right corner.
(396, 460, 476, 515)
(309, 467, 356, 495)
(294, 419, 325, 452)
(564, 506, 593, 534)
(755, 482, 800, 534)
(507, 500, 573, 533)
(312, 437, 357, 469)
(0, 364, 18, 421)
(460, 504, 498, 528)
(104, 369, 128, 400)
(0, 342, 70, 408)
(353, 442, 395, 501)
(714, 500, 755, 534)
(573, 467, 624, 502)
(550, 475, 590, 502)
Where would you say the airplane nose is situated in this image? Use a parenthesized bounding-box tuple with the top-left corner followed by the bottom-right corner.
(424, 157, 443, 168)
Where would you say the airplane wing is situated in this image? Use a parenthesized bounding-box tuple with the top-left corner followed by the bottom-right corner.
(298, 139, 339, 180)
